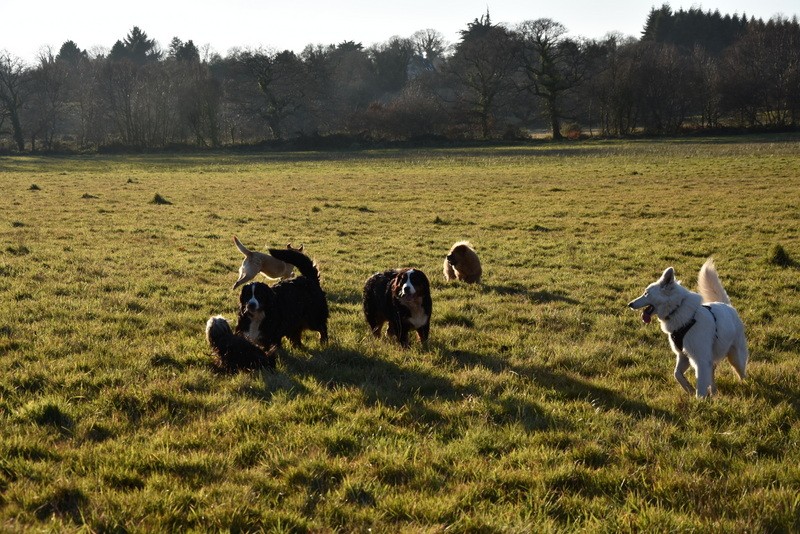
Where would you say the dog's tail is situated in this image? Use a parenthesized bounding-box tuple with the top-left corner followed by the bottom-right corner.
(268, 248, 320, 286)
(233, 236, 252, 257)
(698, 258, 731, 305)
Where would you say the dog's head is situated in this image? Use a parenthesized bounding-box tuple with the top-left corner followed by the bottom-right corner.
(391, 268, 430, 303)
(446, 243, 471, 267)
(628, 267, 682, 323)
(206, 315, 233, 345)
(238, 282, 273, 316)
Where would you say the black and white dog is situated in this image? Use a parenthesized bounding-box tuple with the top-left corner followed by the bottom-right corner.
(205, 315, 275, 372)
(235, 248, 329, 350)
(363, 268, 432, 347)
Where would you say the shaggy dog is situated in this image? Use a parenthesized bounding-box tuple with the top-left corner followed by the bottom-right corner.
(443, 241, 482, 283)
(363, 268, 432, 347)
(232, 236, 301, 289)
(628, 258, 748, 397)
(235, 248, 328, 350)
(205, 315, 275, 372)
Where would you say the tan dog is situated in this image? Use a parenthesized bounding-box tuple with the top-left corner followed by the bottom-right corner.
(443, 241, 482, 283)
(232, 236, 302, 289)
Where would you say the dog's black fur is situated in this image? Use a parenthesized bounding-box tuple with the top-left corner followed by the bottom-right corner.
(363, 268, 432, 347)
(235, 248, 329, 350)
(206, 316, 275, 372)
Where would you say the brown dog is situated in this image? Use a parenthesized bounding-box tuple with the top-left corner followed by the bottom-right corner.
(232, 236, 302, 289)
(443, 241, 482, 283)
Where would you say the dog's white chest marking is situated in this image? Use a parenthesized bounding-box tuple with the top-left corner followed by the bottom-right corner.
(404, 299, 428, 328)
(245, 311, 264, 342)
(398, 270, 428, 328)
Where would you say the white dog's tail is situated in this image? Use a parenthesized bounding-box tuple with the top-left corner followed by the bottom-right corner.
(233, 235, 252, 257)
(698, 258, 731, 305)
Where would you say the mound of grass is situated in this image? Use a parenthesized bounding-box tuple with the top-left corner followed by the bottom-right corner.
(6, 244, 30, 256)
(17, 398, 74, 433)
(768, 244, 794, 267)
(150, 193, 172, 205)
(29, 184, 41, 191)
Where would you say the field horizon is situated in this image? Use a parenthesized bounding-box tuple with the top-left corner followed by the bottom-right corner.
(1, 136, 799, 531)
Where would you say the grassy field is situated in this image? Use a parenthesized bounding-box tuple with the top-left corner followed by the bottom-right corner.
(0, 136, 799, 532)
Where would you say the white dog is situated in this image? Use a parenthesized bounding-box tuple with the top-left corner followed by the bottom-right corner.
(628, 258, 748, 397)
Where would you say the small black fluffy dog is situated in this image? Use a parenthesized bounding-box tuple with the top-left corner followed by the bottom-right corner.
(363, 268, 432, 347)
(206, 315, 275, 372)
(235, 248, 329, 350)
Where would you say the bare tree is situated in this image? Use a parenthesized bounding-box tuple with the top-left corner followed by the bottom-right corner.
(631, 42, 691, 133)
(25, 49, 69, 150)
(238, 49, 311, 139)
(0, 52, 29, 150)
(448, 13, 520, 138)
(517, 19, 592, 140)
(580, 33, 640, 136)
(411, 29, 450, 64)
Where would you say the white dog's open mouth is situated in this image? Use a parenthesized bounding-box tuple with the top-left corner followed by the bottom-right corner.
(642, 305, 655, 324)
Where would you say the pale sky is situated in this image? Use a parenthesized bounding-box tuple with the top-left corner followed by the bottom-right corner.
(3, 1, 798, 64)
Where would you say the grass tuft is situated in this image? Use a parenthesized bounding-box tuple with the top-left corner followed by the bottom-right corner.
(150, 193, 172, 205)
(768, 244, 795, 267)
(17, 398, 74, 433)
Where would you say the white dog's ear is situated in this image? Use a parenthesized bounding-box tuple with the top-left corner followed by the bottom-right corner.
(659, 267, 675, 288)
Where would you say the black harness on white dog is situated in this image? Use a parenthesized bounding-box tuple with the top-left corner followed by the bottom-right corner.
(670, 304, 716, 351)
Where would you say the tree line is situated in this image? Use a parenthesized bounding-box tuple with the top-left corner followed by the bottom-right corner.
(1, 5, 799, 152)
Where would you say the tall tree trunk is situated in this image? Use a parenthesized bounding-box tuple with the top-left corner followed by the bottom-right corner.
(10, 109, 25, 151)
(548, 96, 562, 140)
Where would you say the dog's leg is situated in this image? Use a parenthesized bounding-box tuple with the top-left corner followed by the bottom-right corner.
(727, 341, 748, 380)
(318, 325, 329, 344)
(674, 353, 694, 395)
(397, 326, 410, 348)
(694, 360, 715, 398)
(370, 322, 384, 338)
(443, 259, 455, 281)
(416, 323, 430, 345)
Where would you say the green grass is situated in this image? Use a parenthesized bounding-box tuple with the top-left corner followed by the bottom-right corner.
(1, 136, 799, 531)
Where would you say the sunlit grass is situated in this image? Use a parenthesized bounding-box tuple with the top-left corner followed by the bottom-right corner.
(0, 135, 799, 530)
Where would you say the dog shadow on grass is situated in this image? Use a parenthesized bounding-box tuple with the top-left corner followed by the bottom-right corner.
(482, 283, 579, 305)
(240, 341, 559, 432)
(438, 343, 674, 422)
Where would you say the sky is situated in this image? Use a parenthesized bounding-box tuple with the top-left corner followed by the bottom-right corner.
(3, 0, 799, 64)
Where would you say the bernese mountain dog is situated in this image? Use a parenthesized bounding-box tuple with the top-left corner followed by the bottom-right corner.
(235, 248, 329, 350)
(363, 268, 432, 347)
(205, 315, 276, 372)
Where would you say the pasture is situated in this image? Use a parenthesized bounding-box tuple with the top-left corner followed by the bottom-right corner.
(0, 137, 799, 531)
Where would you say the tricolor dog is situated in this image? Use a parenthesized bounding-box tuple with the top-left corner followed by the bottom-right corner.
(363, 268, 432, 347)
(235, 248, 328, 350)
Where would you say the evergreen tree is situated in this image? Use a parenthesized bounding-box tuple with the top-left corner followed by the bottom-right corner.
(109, 27, 161, 64)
